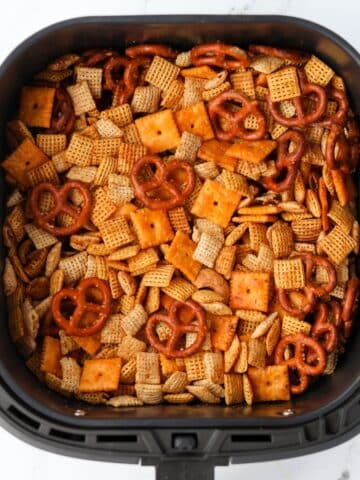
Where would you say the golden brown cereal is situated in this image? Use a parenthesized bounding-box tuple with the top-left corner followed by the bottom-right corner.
(267, 66, 301, 102)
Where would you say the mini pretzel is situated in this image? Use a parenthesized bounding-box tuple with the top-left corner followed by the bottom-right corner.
(299, 253, 337, 297)
(341, 277, 359, 338)
(277, 287, 315, 317)
(274, 333, 326, 394)
(191, 43, 249, 69)
(311, 302, 338, 355)
(81, 49, 117, 66)
(103, 55, 130, 91)
(119, 56, 152, 104)
(48, 88, 75, 135)
(267, 75, 327, 127)
(29, 181, 92, 236)
(325, 124, 350, 173)
(208, 90, 266, 141)
(125, 44, 177, 59)
(145, 299, 207, 358)
(131, 155, 196, 210)
(316, 88, 349, 128)
(249, 44, 309, 64)
(262, 129, 305, 192)
(51, 277, 111, 337)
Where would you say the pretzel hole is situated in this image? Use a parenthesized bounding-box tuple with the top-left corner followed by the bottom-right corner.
(85, 285, 105, 305)
(58, 297, 77, 320)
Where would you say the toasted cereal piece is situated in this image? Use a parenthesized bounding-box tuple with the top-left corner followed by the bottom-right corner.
(7, 205, 26, 242)
(90, 187, 117, 226)
(95, 255, 108, 280)
(304, 55, 334, 86)
(121, 304, 147, 337)
(117, 142, 147, 175)
(230, 271, 271, 312)
(117, 335, 146, 362)
(174, 131, 202, 163)
(107, 395, 143, 407)
(181, 77, 207, 108)
(6, 188, 24, 208)
(45, 242, 61, 277)
(22, 298, 39, 339)
(79, 358, 122, 393)
(135, 352, 160, 385)
(59, 330, 78, 355)
(195, 218, 225, 242)
(3, 258, 17, 296)
(6, 119, 34, 148)
(161, 79, 184, 109)
(116, 271, 136, 295)
(201, 302, 232, 315)
(194, 161, 219, 179)
(122, 122, 142, 144)
(135, 383, 163, 405)
(164, 393, 194, 404)
(224, 374, 244, 408)
(66, 166, 97, 183)
(58, 251, 87, 284)
(98, 216, 134, 250)
(72, 333, 101, 356)
(274, 258, 305, 289)
(291, 218, 322, 242)
(67, 81, 96, 115)
(194, 379, 224, 398)
(131, 86, 161, 113)
(25, 223, 57, 250)
(327, 200, 355, 234)
(76, 66, 102, 98)
(19, 86, 55, 128)
(203, 352, 224, 384)
(100, 314, 124, 344)
(131, 208, 174, 249)
(162, 278, 196, 302)
(120, 357, 137, 384)
(100, 104, 133, 127)
(318, 226, 356, 265)
(175, 51, 192, 67)
(128, 248, 159, 273)
(323, 350, 338, 376)
(175, 101, 214, 140)
(192, 232, 223, 268)
(26, 350, 45, 381)
(40, 336, 61, 377)
(184, 352, 206, 382)
(251, 312, 277, 339)
(135, 109, 180, 153)
(224, 334, 241, 373)
(65, 134, 93, 167)
(108, 245, 140, 261)
(45, 373, 70, 396)
(242, 373, 253, 406)
(8, 306, 25, 344)
(210, 314, 238, 351)
(168, 207, 191, 234)
(92, 137, 121, 165)
(202, 81, 231, 101)
(186, 385, 220, 404)
(266, 318, 281, 356)
(248, 338, 266, 368)
(248, 365, 290, 402)
(215, 245, 237, 279)
(229, 70, 255, 98)
(250, 55, 284, 74)
(93, 157, 117, 185)
(267, 66, 301, 102)
(145, 286, 160, 314)
(36, 134, 67, 156)
(2, 138, 48, 187)
(60, 357, 81, 393)
(226, 139, 276, 164)
(233, 341, 248, 373)
(27, 160, 60, 186)
(159, 354, 182, 376)
(198, 139, 238, 171)
(50, 269, 64, 295)
(162, 371, 188, 393)
(269, 222, 294, 258)
(142, 264, 175, 288)
(281, 315, 312, 337)
(95, 118, 123, 138)
(191, 179, 241, 228)
(145, 55, 180, 91)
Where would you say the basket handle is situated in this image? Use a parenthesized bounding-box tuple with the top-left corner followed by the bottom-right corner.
(156, 460, 216, 480)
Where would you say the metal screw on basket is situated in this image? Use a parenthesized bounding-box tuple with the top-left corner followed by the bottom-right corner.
(74, 409, 86, 417)
(282, 409, 295, 416)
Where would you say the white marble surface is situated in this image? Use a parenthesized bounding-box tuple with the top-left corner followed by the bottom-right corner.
(1, 0, 360, 478)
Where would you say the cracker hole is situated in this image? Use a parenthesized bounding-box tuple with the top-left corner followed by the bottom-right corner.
(150, 223, 155, 228)
(25, 161, 30, 166)
(246, 288, 250, 294)
(190, 123, 194, 129)
(157, 130, 162, 135)
(213, 201, 218, 206)
(32, 103, 38, 109)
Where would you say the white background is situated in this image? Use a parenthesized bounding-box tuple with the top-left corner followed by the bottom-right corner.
(1, 1, 360, 479)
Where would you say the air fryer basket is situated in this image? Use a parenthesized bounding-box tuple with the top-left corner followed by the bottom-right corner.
(0, 15, 360, 479)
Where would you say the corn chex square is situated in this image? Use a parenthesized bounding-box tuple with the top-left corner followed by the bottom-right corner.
(304, 55, 334, 86)
(99, 216, 134, 250)
(145, 56, 180, 91)
(274, 258, 305, 289)
(267, 67, 301, 102)
(67, 81, 96, 115)
(318, 226, 356, 265)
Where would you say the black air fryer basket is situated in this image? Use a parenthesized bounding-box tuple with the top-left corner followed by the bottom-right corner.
(0, 15, 360, 480)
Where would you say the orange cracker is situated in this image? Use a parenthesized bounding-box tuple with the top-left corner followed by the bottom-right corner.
(198, 139, 238, 171)
(210, 314, 238, 351)
(135, 109, 180, 153)
(2, 138, 48, 187)
(247, 365, 290, 402)
(19, 86, 55, 128)
(225, 140, 277, 164)
(230, 271, 271, 312)
(79, 358, 122, 393)
(175, 101, 214, 140)
(165, 230, 202, 281)
(181, 66, 217, 79)
(40, 336, 62, 377)
(73, 334, 101, 356)
(191, 179, 241, 228)
(130, 208, 174, 249)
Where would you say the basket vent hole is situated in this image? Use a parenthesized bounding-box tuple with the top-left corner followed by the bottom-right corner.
(231, 434, 271, 443)
(97, 434, 138, 443)
(7, 405, 40, 430)
(49, 428, 85, 442)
